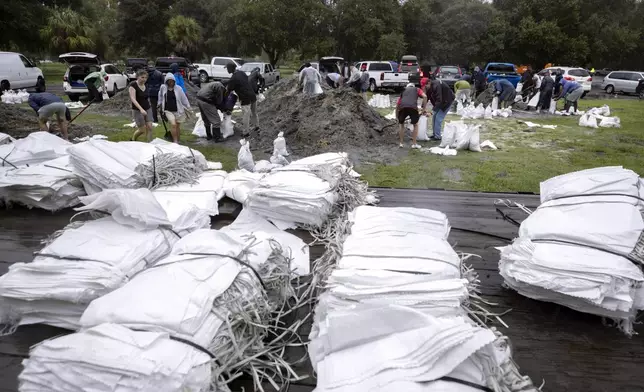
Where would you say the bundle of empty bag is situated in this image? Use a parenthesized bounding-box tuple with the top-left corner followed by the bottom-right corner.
(0, 189, 210, 330)
(68, 138, 209, 193)
(0, 132, 15, 146)
(0, 132, 70, 168)
(20, 210, 309, 391)
(498, 166, 644, 334)
(0, 156, 85, 210)
(309, 206, 539, 392)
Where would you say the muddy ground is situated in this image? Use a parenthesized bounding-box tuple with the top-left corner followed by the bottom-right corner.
(0, 105, 97, 140)
(214, 78, 405, 164)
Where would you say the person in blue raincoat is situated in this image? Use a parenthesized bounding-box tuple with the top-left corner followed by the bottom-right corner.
(170, 63, 186, 94)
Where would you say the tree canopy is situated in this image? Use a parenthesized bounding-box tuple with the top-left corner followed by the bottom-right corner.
(3, 0, 644, 70)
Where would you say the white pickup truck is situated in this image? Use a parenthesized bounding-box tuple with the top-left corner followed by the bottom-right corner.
(194, 57, 244, 83)
(355, 61, 409, 92)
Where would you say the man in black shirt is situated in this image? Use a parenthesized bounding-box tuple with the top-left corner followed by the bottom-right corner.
(226, 62, 258, 136)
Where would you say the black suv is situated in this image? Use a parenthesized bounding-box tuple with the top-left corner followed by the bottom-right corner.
(125, 58, 148, 81)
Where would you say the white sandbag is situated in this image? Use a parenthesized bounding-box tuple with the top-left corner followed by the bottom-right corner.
(515, 82, 523, 94)
(439, 122, 458, 148)
(0, 132, 70, 168)
(455, 101, 464, 116)
(528, 92, 540, 107)
(153, 170, 227, 221)
(19, 324, 212, 392)
(416, 115, 429, 141)
(579, 113, 598, 128)
(0, 132, 15, 145)
(237, 139, 255, 172)
(224, 170, 264, 205)
(427, 146, 457, 156)
(222, 114, 234, 139)
(270, 152, 289, 166)
(254, 160, 280, 173)
(549, 100, 556, 114)
(480, 140, 498, 150)
(469, 126, 482, 152)
(0, 217, 179, 329)
(459, 104, 476, 119)
(192, 113, 206, 137)
(273, 131, 289, 156)
(491, 97, 499, 111)
(368, 94, 391, 109)
(599, 116, 621, 128)
(472, 104, 485, 119)
(288, 152, 360, 177)
(484, 105, 493, 119)
(258, 93, 266, 102)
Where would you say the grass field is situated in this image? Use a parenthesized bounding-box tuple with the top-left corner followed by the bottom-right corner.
(360, 99, 644, 193)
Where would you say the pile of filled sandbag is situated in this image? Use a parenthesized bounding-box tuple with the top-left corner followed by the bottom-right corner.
(0, 132, 70, 168)
(68, 138, 209, 194)
(237, 133, 290, 173)
(1, 89, 29, 104)
(310, 206, 539, 392)
(20, 210, 311, 391)
(438, 121, 482, 152)
(0, 156, 85, 210)
(499, 166, 644, 335)
(578, 105, 620, 128)
(0, 189, 210, 331)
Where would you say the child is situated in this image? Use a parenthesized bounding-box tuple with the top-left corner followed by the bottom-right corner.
(158, 73, 191, 143)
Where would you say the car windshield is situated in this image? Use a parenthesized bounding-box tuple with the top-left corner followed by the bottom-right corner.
(438, 66, 459, 75)
(240, 63, 262, 72)
(568, 69, 590, 77)
(487, 64, 515, 73)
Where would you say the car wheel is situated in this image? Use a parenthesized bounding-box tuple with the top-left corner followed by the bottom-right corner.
(69, 94, 80, 102)
(0, 80, 9, 93)
(199, 71, 209, 84)
(605, 85, 615, 94)
(369, 79, 376, 92)
(35, 77, 46, 92)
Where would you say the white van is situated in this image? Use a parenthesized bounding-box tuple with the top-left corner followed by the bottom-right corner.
(0, 51, 46, 92)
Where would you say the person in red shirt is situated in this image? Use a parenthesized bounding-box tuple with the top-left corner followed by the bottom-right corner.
(396, 83, 428, 149)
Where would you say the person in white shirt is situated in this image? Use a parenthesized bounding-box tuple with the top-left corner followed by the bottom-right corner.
(299, 63, 322, 95)
(325, 72, 343, 88)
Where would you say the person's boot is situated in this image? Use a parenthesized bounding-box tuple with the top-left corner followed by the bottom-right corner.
(205, 124, 213, 141)
(213, 128, 224, 143)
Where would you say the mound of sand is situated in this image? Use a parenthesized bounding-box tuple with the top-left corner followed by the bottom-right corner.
(254, 78, 396, 159)
(89, 82, 200, 116)
(0, 105, 96, 139)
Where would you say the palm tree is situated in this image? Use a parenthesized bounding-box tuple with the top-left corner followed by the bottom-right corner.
(40, 8, 95, 53)
(166, 15, 202, 59)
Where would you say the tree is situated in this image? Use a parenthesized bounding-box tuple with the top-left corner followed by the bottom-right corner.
(114, 0, 174, 57)
(377, 32, 407, 61)
(0, 0, 50, 53)
(233, 0, 325, 65)
(40, 8, 95, 54)
(166, 15, 202, 60)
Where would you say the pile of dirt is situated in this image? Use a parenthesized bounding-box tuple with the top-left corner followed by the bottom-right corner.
(89, 82, 200, 116)
(0, 105, 96, 139)
(254, 78, 398, 161)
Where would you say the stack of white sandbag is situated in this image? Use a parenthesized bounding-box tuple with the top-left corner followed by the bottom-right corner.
(192, 112, 235, 139)
(68, 138, 208, 194)
(20, 210, 309, 391)
(223, 170, 265, 204)
(578, 105, 620, 128)
(439, 121, 482, 152)
(0, 132, 70, 168)
(368, 94, 391, 108)
(310, 206, 539, 392)
(0, 189, 209, 330)
(19, 323, 213, 392)
(1, 89, 29, 104)
(0, 156, 85, 210)
(499, 166, 644, 334)
(153, 170, 228, 220)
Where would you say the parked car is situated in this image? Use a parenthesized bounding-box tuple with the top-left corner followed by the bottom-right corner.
(355, 61, 409, 91)
(0, 51, 46, 92)
(399, 55, 420, 84)
(297, 62, 320, 73)
(318, 56, 343, 75)
(538, 66, 592, 95)
(483, 63, 521, 87)
(435, 65, 463, 88)
(125, 58, 148, 81)
(240, 62, 281, 88)
(194, 57, 244, 83)
(60, 52, 128, 101)
(594, 68, 612, 77)
(154, 57, 200, 85)
(601, 71, 644, 95)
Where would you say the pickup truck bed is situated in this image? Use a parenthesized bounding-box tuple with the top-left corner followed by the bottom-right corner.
(484, 63, 521, 87)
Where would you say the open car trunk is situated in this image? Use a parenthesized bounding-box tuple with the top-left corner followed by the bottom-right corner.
(68, 65, 100, 88)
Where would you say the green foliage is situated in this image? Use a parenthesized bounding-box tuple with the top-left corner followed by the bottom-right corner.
(376, 32, 407, 61)
(165, 15, 202, 60)
(40, 8, 95, 54)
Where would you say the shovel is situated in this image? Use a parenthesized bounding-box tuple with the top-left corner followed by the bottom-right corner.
(161, 112, 172, 141)
(69, 99, 95, 125)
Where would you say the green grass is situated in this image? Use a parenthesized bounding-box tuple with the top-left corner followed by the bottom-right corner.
(358, 99, 644, 193)
(39, 62, 67, 82)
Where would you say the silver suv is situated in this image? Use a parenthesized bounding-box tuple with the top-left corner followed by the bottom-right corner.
(601, 71, 644, 94)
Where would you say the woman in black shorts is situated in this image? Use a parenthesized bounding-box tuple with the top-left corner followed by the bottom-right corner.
(129, 70, 154, 142)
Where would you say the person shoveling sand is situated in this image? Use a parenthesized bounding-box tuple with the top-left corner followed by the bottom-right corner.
(0, 105, 95, 140)
(251, 78, 397, 161)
